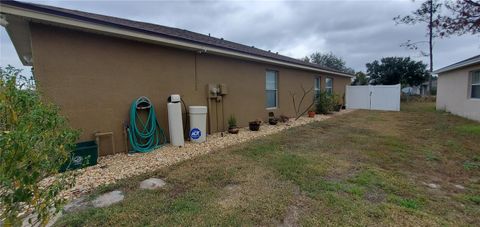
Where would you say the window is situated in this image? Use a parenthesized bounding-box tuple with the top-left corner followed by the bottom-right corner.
(471, 70, 480, 99)
(314, 77, 321, 98)
(266, 70, 278, 108)
(325, 77, 333, 94)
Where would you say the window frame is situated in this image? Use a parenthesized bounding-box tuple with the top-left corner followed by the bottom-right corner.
(314, 76, 321, 99)
(325, 77, 333, 94)
(265, 70, 279, 109)
(470, 70, 480, 100)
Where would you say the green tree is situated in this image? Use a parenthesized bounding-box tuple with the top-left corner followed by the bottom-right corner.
(352, 71, 369, 85)
(0, 66, 79, 226)
(303, 52, 355, 74)
(366, 57, 428, 86)
(394, 0, 442, 95)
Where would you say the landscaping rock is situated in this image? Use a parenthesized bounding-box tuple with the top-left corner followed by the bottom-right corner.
(427, 183, 440, 189)
(139, 178, 166, 190)
(454, 184, 465, 190)
(91, 190, 124, 208)
(42, 110, 353, 200)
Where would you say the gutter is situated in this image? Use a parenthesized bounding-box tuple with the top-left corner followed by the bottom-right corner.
(433, 58, 480, 74)
(0, 3, 354, 78)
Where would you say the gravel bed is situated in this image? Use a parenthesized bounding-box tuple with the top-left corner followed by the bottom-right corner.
(60, 110, 354, 199)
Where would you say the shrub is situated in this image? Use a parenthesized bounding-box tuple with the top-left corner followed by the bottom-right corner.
(315, 91, 334, 114)
(0, 66, 79, 226)
(401, 94, 436, 103)
(228, 115, 237, 128)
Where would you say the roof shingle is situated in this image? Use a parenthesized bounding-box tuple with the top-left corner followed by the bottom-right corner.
(1, 0, 353, 76)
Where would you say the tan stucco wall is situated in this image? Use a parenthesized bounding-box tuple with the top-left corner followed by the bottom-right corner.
(436, 64, 480, 122)
(30, 23, 351, 155)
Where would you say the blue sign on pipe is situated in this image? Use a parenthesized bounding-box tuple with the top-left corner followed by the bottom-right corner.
(190, 128, 201, 140)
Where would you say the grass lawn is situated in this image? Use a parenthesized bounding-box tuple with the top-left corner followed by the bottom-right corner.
(55, 101, 480, 226)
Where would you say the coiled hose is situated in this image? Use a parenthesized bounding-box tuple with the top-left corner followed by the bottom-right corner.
(127, 96, 167, 153)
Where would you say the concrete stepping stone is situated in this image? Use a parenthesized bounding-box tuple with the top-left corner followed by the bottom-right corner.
(139, 178, 166, 190)
(92, 190, 124, 208)
(63, 196, 90, 213)
(454, 184, 465, 190)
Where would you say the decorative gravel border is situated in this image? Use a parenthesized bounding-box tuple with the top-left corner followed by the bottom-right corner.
(61, 110, 354, 199)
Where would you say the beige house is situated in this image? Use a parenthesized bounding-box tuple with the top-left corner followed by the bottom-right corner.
(434, 55, 480, 122)
(0, 1, 353, 155)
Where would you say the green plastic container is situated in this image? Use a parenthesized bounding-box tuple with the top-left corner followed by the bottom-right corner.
(60, 141, 98, 172)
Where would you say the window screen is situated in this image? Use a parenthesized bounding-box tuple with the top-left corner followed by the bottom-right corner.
(314, 77, 321, 98)
(325, 77, 333, 94)
(266, 71, 278, 108)
(472, 71, 480, 99)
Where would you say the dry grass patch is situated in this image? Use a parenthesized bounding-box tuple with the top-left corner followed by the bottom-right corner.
(56, 102, 480, 226)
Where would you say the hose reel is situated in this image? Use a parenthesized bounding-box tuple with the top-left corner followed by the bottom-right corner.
(127, 96, 167, 153)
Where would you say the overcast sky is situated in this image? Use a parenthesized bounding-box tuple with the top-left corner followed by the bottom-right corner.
(1, 0, 479, 76)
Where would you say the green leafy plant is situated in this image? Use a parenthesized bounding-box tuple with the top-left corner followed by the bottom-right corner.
(0, 66, 79, 226)
(332, 94, 342, 111)
(315, 91, 334, 114)
(228, 115, 237, 128)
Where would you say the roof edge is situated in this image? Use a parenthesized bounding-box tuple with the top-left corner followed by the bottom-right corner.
(0, 2, 354, 78)
(433, 55, 480, 74)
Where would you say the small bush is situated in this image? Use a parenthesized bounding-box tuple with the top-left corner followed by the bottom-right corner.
(228, 115, 237, 128)
(0, 66, 79, 226)
(315, 91, 334, 114)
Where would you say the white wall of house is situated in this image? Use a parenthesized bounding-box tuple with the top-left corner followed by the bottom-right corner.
(436, 64, 480, 122)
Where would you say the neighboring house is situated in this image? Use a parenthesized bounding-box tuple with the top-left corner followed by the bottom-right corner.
(401, 86, 421, 95)
(0, 1, 353, 155)
(434, 55, 480, 122)
(419, 78, 437, 96)
(401, 78, 437, 96)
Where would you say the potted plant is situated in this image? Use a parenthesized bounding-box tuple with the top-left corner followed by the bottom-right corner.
(333, 94, 342, 112)
(279, 115, 290, 123)
(268, 112, 278, 125)
(249, 119, 262, 131)
(308, 109, 316, 118)
(227, 115, 239, 134)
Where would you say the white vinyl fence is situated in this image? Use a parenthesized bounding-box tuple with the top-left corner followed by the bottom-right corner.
(345, 84, 401, 111)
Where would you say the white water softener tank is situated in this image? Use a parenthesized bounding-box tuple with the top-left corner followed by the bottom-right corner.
(167, 94, 184, 146)
(189, 106, 208, 143)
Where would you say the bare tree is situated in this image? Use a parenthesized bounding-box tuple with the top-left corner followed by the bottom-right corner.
(437, 0, 480, 36)
(289, 85, 316, 120)
(394, 0, 442, 95)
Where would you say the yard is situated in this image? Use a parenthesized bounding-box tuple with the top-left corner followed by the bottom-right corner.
(55, 101, 480, 226)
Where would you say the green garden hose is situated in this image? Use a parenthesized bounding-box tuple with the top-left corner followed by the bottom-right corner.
(127, 96, 166, 153)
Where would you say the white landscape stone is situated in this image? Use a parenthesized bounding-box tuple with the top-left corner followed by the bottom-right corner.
(454, 184, 465, 190)
(43, 110, 353, 200)
(91, 190, 124, 208)
(427, 183, 440, 189)
(63, 197, 89, 213)
(139, 178, 166, 190)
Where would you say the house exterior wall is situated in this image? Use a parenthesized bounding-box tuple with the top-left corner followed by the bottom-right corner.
(436, 64, 480, 122)
(30, 23, 351, 156)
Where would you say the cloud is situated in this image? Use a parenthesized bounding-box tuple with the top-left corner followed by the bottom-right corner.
(1, 0, 479, 76)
